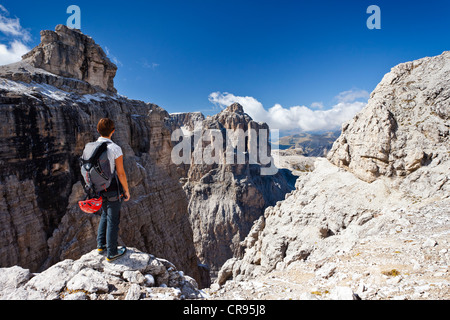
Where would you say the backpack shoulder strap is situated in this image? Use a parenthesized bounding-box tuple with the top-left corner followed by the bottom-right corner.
(89, 142, 111, 164)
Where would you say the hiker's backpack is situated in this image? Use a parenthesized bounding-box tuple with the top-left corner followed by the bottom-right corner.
(80, 141, 115, 199)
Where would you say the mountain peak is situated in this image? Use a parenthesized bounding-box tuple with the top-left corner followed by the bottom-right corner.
(224, 102, 244, 114)
(16, 24, 117, 94)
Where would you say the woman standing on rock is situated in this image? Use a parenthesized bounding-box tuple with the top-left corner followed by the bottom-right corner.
(85, 118, 131, 261)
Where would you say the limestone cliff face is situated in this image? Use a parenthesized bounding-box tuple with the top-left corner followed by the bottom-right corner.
(22, 24, 117, 94)
(327, 51, 450, 184)
(167, 112, 205, 133)
(0, 26, 201, 284)
(0, 25, 116, 95)
(180, 104, 297, 271)
(217, 51, 449, 284)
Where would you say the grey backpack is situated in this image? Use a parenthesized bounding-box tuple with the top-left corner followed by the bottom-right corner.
(80, 141, 114, 198)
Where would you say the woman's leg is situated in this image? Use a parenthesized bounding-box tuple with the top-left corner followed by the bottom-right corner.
(106, 195, 122, 258)
(97, 199, 108, 249)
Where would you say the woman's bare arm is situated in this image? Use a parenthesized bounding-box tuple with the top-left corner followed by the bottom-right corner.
(115, 155, 130, 201)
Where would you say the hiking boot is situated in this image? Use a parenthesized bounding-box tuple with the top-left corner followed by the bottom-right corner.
(106, 247, 127, 262)
(97, 246, 106, 254)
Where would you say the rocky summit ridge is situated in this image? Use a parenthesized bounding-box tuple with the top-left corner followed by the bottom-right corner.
(328, 51, 450, 185)
(0, 24, 117, 95)
(215, 51, 449, 300)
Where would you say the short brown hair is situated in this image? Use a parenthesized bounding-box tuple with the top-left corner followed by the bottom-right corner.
(97, 118, 115, 137)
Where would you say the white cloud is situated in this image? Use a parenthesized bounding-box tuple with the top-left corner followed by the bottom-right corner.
(310, 101, 325, 110)
(0, 14, 30, 41)
(208, 90, 368, 132)
(0, 39, 29, 65)
(0, 7, 31, 66)
(334, 89, 370, 103)
(208, 91, 267, 117)
(141, 59, 159, 69)
(0, 5, 8, 14)
(104, 46, 123, 67)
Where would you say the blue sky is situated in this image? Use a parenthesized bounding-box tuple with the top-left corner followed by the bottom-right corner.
(1, 0, 449, 132)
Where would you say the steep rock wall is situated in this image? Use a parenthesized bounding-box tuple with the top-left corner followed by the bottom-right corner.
(0, 26, 201, 284)
(181, 104, 297, 271)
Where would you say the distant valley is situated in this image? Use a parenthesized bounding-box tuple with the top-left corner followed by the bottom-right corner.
(275, 130, 341, 157)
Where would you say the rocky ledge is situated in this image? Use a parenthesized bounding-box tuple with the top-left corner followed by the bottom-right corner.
(210, 198, 449, 300)
(0, 247, 207, 300)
